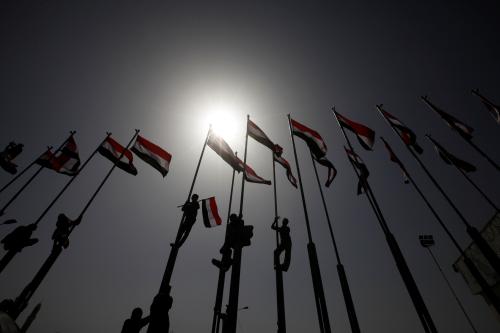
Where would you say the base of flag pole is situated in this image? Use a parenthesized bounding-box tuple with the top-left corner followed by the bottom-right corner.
(147, 287, 173, 333)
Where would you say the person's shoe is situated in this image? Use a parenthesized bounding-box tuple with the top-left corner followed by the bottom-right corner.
(212, 259, 223, 269)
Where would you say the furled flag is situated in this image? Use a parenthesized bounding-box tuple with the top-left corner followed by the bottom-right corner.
(98, 136, 138, 175)
(472, 90, 500, 124)
(274, 152, 297, 188)
(421, 96, 474, 140)
(344, 147, 369, 195)
(380, 137, 409, 184)
(248, 119, 281, 153)
(36, 149, 55, 169)
(202, 197, 223, 228)
(426, 135, 476, 173)
(132, 135, 172, 177)
(334, 109, 375, 150)
(237, 157, 272, 185)
(207, 131, 242, 171)
(51, 137, 81, 175)
(290, 118, 337, 187)
(378, 107, 423, 154)
(0, 142, 23, 175)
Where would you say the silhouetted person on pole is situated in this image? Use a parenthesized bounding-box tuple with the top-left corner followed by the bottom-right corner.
(121, 307, 150, 333)
(0, 142, 23, 175)
(1, 224, 38, 252)
(175, 194, 200, 247)
(52, 214, 80, 250)
(272, 217, 291, 272)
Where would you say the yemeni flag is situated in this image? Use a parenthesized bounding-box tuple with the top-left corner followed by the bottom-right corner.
(421, 96, 474, 140)
(334, 110, 375, 150)
(237, 157, 271, 185)
(379, 108, 423, 154)
(132, 135, 172, 177)
(344, 147, 369, 194)
(207, 132, 242, 171)
(274, 153, 297, 188)
(381, 137, 409, 184)
(291, 118, 337, 187)
(472, 90, 500, 124)
(248, 119, 281, 153)
(36, 149, 56, 169)
(98, 137, 138, 175)
(427, 135, 476, 173)
(52, 137, 81, 175)
(202, 197, 223, 228)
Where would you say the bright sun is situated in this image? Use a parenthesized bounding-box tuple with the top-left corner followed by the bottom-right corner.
(205, 102, 238, 141)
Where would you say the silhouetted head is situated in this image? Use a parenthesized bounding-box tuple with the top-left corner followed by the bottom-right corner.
(229, 213, 238, 222)
(191, 194, 199, 202)
(57, 214, 66, 222)
(131, 307, 143, 320)
(283, 218, 289, 226)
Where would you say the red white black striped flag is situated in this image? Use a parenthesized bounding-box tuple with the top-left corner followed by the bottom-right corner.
(421, 96, 474, 140)
(207, 131, 242, 171)
(35, 137, 81, 175)
(132, 135, 172, 177)
(248, 119, 280, 153)
(427, 135, 476, 173)
(334, 110, 375, 150)
(202, 197, 223, 228)
(274, 153, 297, 188)
(98, 136, 138, 175)
(290, 118, 337, 187)
(379, 108, 423, 154)
(237, 157, 271, 185)
(380, 137, 409, 184)
(344, 147, 369, 195)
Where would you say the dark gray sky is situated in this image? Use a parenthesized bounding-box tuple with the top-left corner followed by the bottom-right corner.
(1, 1, 499, 332)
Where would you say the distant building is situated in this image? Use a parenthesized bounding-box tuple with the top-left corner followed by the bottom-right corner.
(454, 212, 500, 320)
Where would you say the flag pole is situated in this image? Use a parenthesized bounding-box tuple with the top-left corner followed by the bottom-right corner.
(420, 239, 479, 333)
(223, 115, 250, 333)
(421, 96, 499, 171)
(0, 131, 76, 216)
(332, 108, 438, 333)
(272, 150, 287, 333)
(379, 136, 500, 313)
(9, 130, 139, 319)
(376, 105, 500, 276)
(147, 126, 211, 333)
(211, 153, 238, 333)
(0, 133, 112, 277)
(425, 135, 499, 212)
(0, 160, 37, 194)
(310, 152, 361, 333)
(286, 114, 331, 333)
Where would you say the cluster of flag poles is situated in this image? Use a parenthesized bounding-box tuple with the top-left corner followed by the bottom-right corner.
(0, 89, 498, 332)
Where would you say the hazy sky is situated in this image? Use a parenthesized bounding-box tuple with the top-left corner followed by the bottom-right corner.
(1, 1, 499, 332)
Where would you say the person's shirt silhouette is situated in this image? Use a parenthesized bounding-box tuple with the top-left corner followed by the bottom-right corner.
(52, 214, 80, 249)
(121, 307, 150, 333)
(175, 194, 200, 246)
(271, 217, 291, 271)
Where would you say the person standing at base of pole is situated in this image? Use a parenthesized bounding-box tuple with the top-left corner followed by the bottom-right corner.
(272, 217, 291, 272)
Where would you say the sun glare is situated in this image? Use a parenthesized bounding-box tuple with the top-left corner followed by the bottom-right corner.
(205, 103, 238, 141)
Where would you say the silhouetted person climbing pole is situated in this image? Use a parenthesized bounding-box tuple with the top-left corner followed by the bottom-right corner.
(121, 308, 150, 333)
(52, 214, 80, 249)
(0, 142, 24, 174)
(0, 224, 38, 274)
(272, 217, 291, 272)
(175, 194, 200, 247)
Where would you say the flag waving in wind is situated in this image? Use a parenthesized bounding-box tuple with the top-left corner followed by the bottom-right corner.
(35, 137, 81, 176)
(132, 135, 172, 177)
(334, 109, 375, 150)
(344, 147, 369, 194)
(290, 118, 337, 187)
(202, 197, 223, 228)
(237, 157, 271, 185)
(378, 106, 423, 154)
(98, 136, 138, 175)
(274, 152, 297, 188)
(421, 96, 474, 140)
(248, 119, 280, 153)
(380, 137, 409, 184)
(207, 131, 242, 171)
(426, 135, 476, 173)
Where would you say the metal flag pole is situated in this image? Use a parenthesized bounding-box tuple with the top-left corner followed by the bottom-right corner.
(310, 152, 361, 333)
(0, 160, 37, 195)
(376, 105, 500, 276)
(272, 150, 287, 333)
(425, 134, 499, 212)
(9, 130, 139, 320)
(223, 115, 252, 333)
(286, 114, 331, 333)
(0, 133, 112, 276)
(147, 126, 211, 333)
(419, 235, 478, 333)
(378, 136, 500, 313)
(211, 153, 238, 333)
(421, 96, 499, 171)
(0, 131, 76, 216)
(333, 109, 438, 333)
